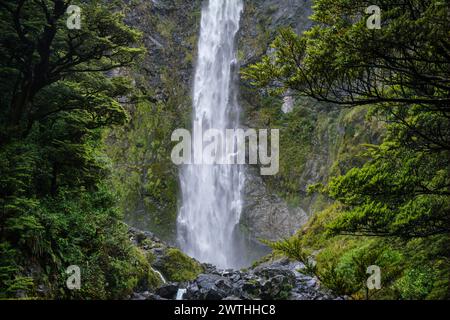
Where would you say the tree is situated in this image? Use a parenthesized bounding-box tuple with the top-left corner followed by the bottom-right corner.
(0, 0, 147, 298)
(0, 0, 144, 141)
(243, 0, 450, 238)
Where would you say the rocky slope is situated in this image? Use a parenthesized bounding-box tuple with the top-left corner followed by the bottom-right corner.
(129, 228, 337, 300)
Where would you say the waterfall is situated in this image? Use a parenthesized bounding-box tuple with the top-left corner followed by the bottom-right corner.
(176, 289, 187, 301)
(177, 0, 245, 269)
(151, 266, 167, 284)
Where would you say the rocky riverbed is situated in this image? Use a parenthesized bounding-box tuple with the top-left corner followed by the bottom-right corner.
(129, 228, 339, 301)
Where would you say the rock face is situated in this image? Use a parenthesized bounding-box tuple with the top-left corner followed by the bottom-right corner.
(110, 0, 203, 242)
(156, 283, 179, 299)
(238, 0, 314, 66)
(124, 0, 202, 91)
(236, 0, 382, 245)
(114, 0, 319, 245)
(118, 0, 376, 250)
(237, 0, 316, 242)
(241, 167, 308, 240)
(129, 227, 204, 284)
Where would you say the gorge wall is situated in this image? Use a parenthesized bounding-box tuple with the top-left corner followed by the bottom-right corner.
(108, 0, 382, 248)
(107, 0, 202, 242)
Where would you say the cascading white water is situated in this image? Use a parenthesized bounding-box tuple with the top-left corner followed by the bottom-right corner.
(151, 267, 167, 284)
(177, 0, 245, 269)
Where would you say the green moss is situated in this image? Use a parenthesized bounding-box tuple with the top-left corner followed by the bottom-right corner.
(121, 247, 163, 293)
(159, 248, 204, 282)
(156, 19, 176, 39)
(243, 279, 261, 297)
(147, 267, 164, 289)
(106, 99, 181, 241)
(146, 250, 156, 265)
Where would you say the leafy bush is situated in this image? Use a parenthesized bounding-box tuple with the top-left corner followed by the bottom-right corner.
(394, 267, 437, 300)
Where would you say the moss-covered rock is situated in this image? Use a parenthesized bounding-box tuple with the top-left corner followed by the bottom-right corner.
(147, 267, 164, 290)
(158, 248, 204, 282)
(121, 247, 163, 294)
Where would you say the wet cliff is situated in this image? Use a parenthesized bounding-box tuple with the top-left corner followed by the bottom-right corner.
(107, 0, 381, 246)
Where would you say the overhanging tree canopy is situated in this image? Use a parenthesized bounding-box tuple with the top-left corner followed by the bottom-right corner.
(0, 0, 144, 142)
(244, 0, 450, 237)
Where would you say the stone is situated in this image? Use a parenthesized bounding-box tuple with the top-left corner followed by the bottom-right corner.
(241, 167, 309, 242)
(205, 288, 226, 300)
(222, 296, 242, 301)
(146, 294, 168, 301)
(215, 278, 233, 292)
(156, 283, 179, 299)
(131, 293, 146, 300)
(306, 278, 317, 288)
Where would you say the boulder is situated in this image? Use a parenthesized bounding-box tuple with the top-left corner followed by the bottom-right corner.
(156, 283, 179, 299)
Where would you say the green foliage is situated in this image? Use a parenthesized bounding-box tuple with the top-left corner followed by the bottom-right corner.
(158, 248, 204, 283)
(0, 0, 150, 299)
(318, 239, 403, 298)
(0, 0, 144, 140)
(0, 243, 34, 298)
(244, 1, 450, 110)
(394, 267, 437, 300)
(263, 237, 317, 277)
(268, 207, 450, 299)
(244, 0, 450, 238)
(326, 142, 450, 237)
(0, 183, 157, 299)
(246, 0, 450, 299)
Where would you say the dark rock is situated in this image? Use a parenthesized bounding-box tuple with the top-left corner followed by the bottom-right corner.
(182, 258, 336, 301)
(15, 290, 27, 299)
(242, 166, 309, 242)
(242, 279, 261, 297)
(202, 263, 218, 274)
(196, 274, 222, 290)
(131, 293, 147, 300)
(230, 273, 241, 282)
(260, 275, 293, 300)
(205, 288, 226, 300)
(215, 278, 233, 292)
(146, 294, 168, 301)
(156, 283, 179, 299)
(254, 267, 296, 282)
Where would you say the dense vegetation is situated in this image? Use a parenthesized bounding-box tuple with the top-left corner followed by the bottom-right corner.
(244, 0, 450, 299)
(0, 0, 161, 299)
(1, 0, 448, 301)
